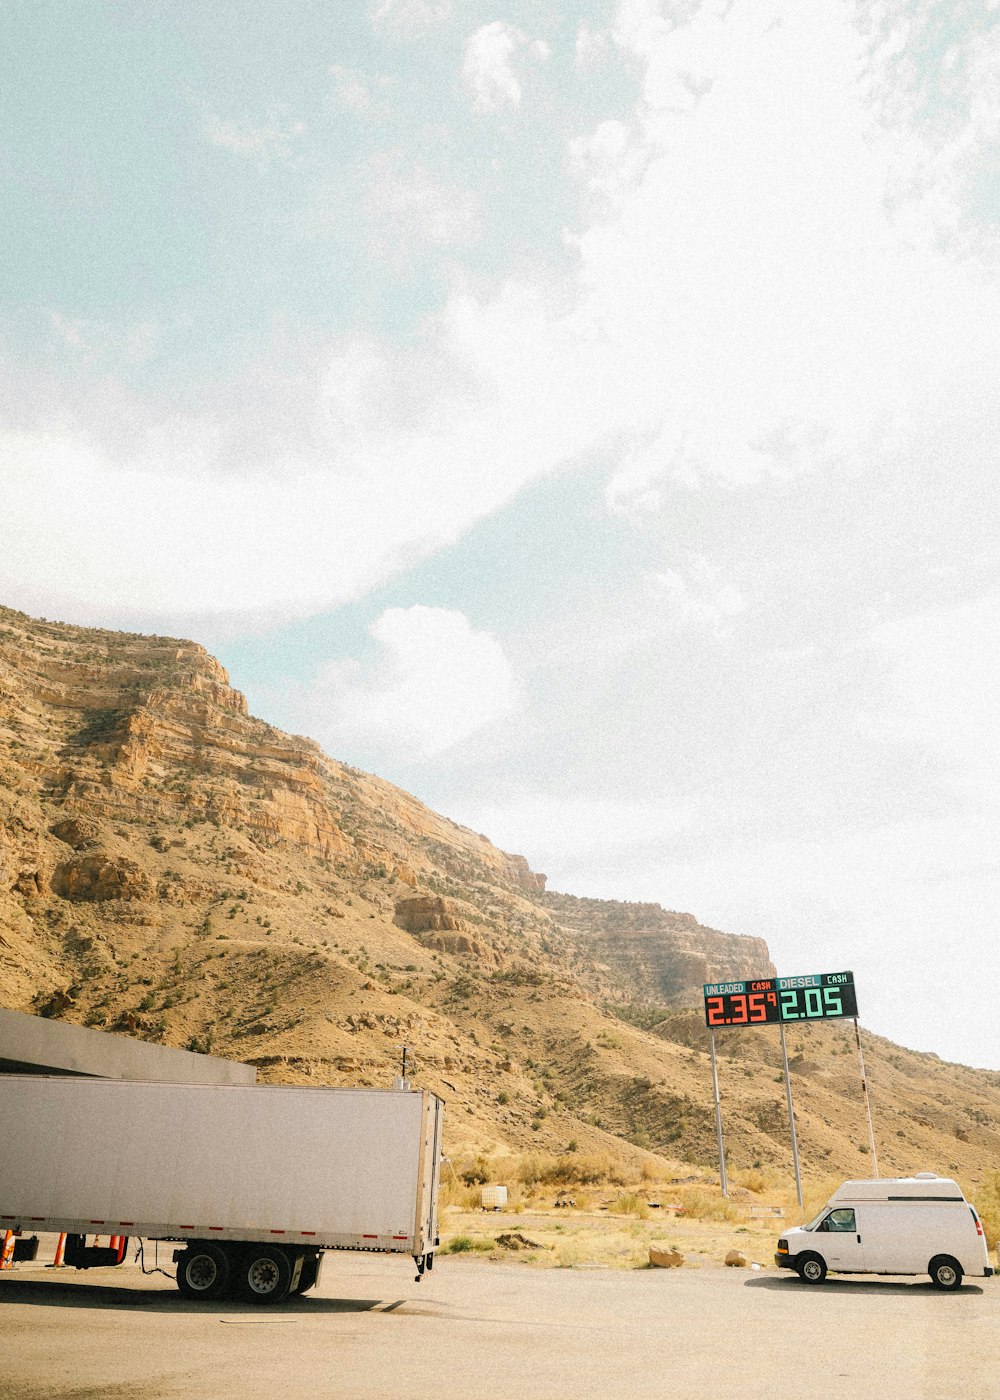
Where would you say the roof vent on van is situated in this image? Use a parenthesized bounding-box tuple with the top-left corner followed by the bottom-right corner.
(914, 1172, 938, 1179)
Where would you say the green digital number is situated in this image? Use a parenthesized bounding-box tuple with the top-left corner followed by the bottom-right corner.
(780, 989, 799, 1019)
(823, 986, 843, 1016)
(804, 987, 823, 1017)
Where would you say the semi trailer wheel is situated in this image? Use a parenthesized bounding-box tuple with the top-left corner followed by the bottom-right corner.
(239, 1245, 293, 1304)
(176, 1244, 231, 1301)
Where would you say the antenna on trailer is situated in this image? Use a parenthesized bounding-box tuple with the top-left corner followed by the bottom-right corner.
(394, 1044, 411, 1092)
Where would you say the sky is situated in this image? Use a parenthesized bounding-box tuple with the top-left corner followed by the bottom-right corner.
(2, 0, 999, 1071)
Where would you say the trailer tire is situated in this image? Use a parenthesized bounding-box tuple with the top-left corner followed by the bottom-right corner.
(928, 1255, 962, 1290)
(176, 1244, 231, 1301)
(239, 1246, 293, 1305)
(796, 1253, 827, 1285)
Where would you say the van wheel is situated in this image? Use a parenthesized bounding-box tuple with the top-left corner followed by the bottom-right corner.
(796, 1253, 827, 1284)
(239, 1246, 292, 1305)
(176, 1244, 231, 1301)
(929, 1256, 962, 1290)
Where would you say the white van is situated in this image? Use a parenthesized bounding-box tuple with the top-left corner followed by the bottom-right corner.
(775, 1174, 993, 1289)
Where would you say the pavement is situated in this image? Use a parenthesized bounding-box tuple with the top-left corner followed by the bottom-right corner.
(1, 1249, 997, 1400)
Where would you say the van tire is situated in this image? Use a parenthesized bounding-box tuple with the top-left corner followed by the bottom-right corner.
(796, 1253, 827, 1284)
(928, 1256, 962, 1290)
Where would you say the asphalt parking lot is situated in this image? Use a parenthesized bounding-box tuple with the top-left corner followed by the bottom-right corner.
(1, 1251, 997, 1400)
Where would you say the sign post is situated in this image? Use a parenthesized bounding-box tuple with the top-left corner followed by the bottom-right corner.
(703, 971, 872, 1196)
(709, 1031, 728, 1198)
(778, 1021, 803, 1207)
(853, 1017, 879, 1176)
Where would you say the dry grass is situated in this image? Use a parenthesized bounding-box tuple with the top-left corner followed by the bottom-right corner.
(436, 1160, 811, 1271)
(973, 1171, 1000, 1250)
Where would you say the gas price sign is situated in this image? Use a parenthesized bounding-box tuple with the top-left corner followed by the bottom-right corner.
(703, 971, 857, 1028)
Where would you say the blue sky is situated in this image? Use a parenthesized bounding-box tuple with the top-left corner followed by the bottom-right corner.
(2, 0, 1000, 1071)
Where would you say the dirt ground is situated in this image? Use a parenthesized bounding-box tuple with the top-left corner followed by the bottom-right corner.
(438, 1200, 790, 1269)
(1, 1243, 997, 1400)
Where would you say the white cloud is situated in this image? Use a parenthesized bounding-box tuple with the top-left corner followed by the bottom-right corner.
(6, 0, 1000, 643)
(649, 557, 746, 637)
(574, 23, 609, 73)
(367, 160, 481, 249)
(870, 595, 1000, 800)
(329, 65, 376, 115)
(462, 22, 549, 114)
(371, 0, 453, 36)
(567, 120, 650, 206)
(449, 792, 690, 871)
(304, 607, 520, 760)
(202, 109, 307, 171)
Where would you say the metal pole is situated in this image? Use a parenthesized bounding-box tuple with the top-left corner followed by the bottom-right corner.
(779, 1022, 804, 1208)
(853, 1018, 879, 1176)
(709, 1031, 728, 1197)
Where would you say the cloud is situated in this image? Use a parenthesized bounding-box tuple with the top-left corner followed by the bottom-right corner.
(649, 557, 746, 637)
(447, 791, 691, 875)
(5, 0, 1000, 638)
(329, 65, 378, 115)
(462, 22, 549, 114)
(367, 159, 481, 251)
(574, 23, 609, 73)
(371, 0, 453, 36)
(303, 607, 520, 760)
(869, 594, 1000, 800)
(202, 108, 307, 171)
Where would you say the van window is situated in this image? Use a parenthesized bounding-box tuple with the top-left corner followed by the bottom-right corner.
(816, 1208, 856, 1233)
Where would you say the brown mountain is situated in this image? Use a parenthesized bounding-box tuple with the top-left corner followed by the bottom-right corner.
(2, 601, 999, 1190)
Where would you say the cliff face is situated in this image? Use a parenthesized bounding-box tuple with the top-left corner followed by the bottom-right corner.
(3, 602, 999, 1185)
(541, 894, 775, 1005)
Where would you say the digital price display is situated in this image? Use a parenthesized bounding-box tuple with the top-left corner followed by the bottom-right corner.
(702, 971, 857, 1028)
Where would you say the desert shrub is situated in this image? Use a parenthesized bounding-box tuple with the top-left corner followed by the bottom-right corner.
(612, 1193, 649, 1219)
(441, 1235, 494, 1254)
(973, 1172, 1000, 1250)
(673, 1187, 740, 1222)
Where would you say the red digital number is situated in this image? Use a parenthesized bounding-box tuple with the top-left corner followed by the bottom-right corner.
(748, 992, 766, 1022)
(706, 996, 725, 1026)
(729, 993, 748, 1024)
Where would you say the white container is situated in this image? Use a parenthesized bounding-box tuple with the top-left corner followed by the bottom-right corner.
(481, 1185, 508, 1210)
(0, 1076, 442, 1257)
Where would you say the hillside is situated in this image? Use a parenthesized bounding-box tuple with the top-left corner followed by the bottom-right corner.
(2, 602, 999, 1192)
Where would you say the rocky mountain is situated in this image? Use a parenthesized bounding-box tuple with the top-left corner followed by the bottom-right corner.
(2, 602, 999, 1191)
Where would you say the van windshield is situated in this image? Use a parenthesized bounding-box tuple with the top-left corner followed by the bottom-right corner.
(803, 1209, 828, 1231)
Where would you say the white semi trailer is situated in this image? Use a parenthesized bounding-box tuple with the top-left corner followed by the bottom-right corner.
(0, 1076, 444, 1304)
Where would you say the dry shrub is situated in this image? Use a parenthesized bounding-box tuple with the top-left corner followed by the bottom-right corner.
(973, 1172, 1000, 1250)
(732, 1166, 782, 1195)
(441, 1234, 494, 1254)
(516, 1151, 628, 1188)
(674, 1187, 740, 1222)
(612, 1192, 649, 1220)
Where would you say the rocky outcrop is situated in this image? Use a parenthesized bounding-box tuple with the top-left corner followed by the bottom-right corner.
(394, 895, 464, 933)
(52, 855, 151, 902)
(502, 853, 547, 892)
(540, 893, 775, 1007)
